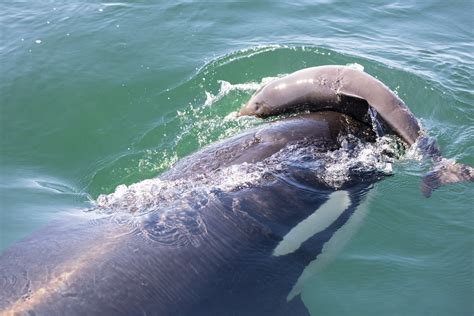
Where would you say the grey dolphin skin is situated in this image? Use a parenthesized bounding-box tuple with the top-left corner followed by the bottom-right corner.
(1, 112, 376, 315)
(240, 65, 474, 196)
(239, 65, 420, 144)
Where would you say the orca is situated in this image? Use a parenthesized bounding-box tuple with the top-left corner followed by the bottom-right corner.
(0, 112, 379, 315)
(1, 65, 472, 315)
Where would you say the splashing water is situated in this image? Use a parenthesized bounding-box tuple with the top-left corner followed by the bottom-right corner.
(95, 133, 406, 217)
(91, 132, 406, 246)
(204, 80, 262, 107)
(92, 61, 419, 246)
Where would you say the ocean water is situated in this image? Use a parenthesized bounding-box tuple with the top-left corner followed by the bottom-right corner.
(0, 1, 473, 315)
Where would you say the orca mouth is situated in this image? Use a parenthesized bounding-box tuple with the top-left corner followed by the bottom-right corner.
(254, 102, 397, 146)
(239, 93, 397, 144)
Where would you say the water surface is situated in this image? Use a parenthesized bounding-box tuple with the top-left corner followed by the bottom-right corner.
(1, 1, 473, 315)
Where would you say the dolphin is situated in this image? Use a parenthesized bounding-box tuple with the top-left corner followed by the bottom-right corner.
(239, 65, 474, 196)
(0, 112, 380, 316)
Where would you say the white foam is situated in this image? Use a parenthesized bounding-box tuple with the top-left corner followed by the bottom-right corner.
(203, 80, 267, 107)
(405, 137, 427, 161)
(95, 163, 267, 216)
(95, 134, 399, 216)
(275, 135, 399, 189)
(345, 63, 365, 72)
(101, 2, 130, 7)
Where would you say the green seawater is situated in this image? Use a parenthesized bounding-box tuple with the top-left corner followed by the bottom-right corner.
(1, 1, 473, 315)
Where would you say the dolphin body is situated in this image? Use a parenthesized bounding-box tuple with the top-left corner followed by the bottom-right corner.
(240, 65, 474, 196)
(1, 112, 379, 315)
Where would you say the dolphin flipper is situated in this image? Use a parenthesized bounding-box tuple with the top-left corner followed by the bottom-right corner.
(421, 158, 474, 197)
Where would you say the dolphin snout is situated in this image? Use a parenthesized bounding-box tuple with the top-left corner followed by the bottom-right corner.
(239, 99, 268, 117)
(239, 101, 257, 116)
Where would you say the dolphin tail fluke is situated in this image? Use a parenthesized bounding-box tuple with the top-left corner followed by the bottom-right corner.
(420, 158, 474, 197)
